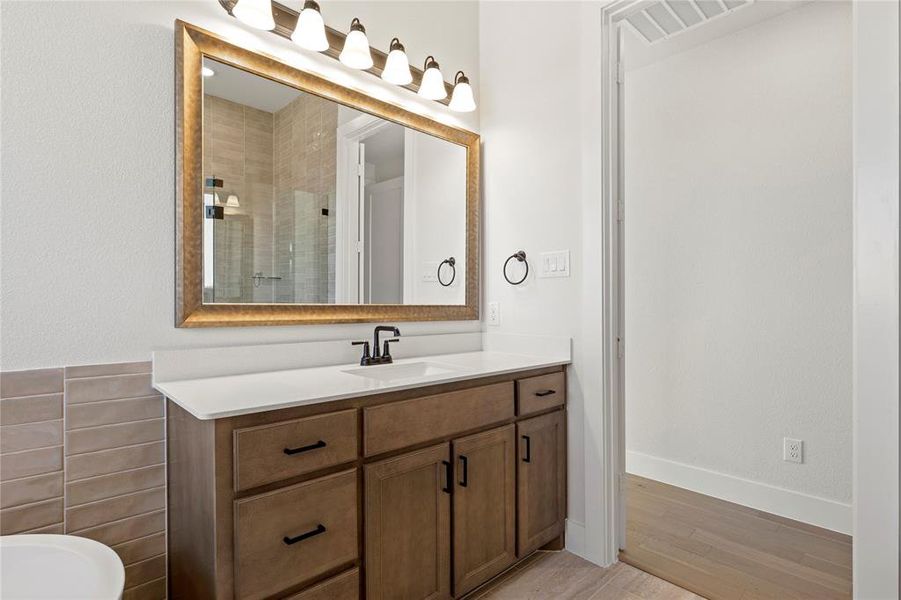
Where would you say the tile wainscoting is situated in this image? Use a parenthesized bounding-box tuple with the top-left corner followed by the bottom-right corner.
(0, 362, 166, 600)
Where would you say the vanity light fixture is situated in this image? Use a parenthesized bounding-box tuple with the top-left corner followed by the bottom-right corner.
(231, 0, 275, 31)
(418, 56, 447, 101)
(225, 194, 241, 208)
(339, 18, 373, 70)
(381, 38, 413, 86)
(291, 0, 329, 52)
(201, 66, 216, 77)
(449, 71, 476, 113)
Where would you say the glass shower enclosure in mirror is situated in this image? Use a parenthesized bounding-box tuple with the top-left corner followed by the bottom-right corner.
(201, 58, 466, 306)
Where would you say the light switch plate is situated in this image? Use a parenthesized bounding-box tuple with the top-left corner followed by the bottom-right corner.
(422, 261, 439, 282)
(538, 250, 571, 278)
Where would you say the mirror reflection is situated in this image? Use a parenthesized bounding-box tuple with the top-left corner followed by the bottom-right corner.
(201, 58, 467, 306)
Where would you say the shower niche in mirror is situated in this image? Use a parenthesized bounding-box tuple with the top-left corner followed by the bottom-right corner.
(176, 22, 478, 326)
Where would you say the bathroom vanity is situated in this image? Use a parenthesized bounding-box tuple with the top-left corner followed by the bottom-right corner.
(160, 350, 567, 600)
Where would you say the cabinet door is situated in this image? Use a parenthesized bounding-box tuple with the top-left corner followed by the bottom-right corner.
(517, 411, 566, 556)
(452, 425, 516, 597)
(365, 443, 452, 600)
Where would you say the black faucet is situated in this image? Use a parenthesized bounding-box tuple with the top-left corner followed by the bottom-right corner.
(353, 325, 401, 366)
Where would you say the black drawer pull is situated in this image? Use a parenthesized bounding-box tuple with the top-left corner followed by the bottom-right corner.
(442, 460, 452, 494)
(283, 440, 326, 455)
(522, 435, 531, 463)
(535, 389, 557, 397)
(283, 524, 326, 545)
(459, 455, 468, 487)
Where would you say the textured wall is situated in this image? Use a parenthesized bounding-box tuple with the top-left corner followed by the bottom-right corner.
(623, 1, 852, 503)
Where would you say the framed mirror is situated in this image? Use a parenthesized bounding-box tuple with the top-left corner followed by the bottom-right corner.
(175, 21, 479, 326)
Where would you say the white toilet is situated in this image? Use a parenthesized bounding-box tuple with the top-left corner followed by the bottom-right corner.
(0, 534, 125, 599)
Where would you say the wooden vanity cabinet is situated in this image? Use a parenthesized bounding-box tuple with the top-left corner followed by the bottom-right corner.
(364, 443, 452, 600)
(167, 366, 566, 600)
(517, 410, 566, 556)
(452, 425, 517, 596)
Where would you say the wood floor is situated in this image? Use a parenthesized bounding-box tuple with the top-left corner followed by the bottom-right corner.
(466, 550, 702, 599)
(621, 475, 853, 600)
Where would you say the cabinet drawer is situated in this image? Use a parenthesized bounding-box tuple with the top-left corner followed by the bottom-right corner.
(363, 382, 514, 456)
(233, 409, 357, 491)
(516, 372, 565, 416)
(284, 568, 359, 600)
(234, 470, 358, 600)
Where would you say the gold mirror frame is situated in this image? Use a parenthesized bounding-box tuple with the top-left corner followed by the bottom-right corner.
(175, 21, 480, 327)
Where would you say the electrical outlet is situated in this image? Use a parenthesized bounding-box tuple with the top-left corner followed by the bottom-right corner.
(783, 438, 803, 464)
(487, 302, 500, 326)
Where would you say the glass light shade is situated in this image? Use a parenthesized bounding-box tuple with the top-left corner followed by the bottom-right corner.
(201, 66, 215, 78)
(232, 0, 275, 30)
(449, 73, 476, 112)
(382, 43, 412, 85)
(339, 20, 373, 70)
(292, 2, 328, 52)
(418, 62, 447, 101)
(225, 194, 240, 208)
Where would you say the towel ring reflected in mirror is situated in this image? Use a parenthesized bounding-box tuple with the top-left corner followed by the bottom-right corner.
(437, 257, 456, 287)
(503, 250, 529, 285)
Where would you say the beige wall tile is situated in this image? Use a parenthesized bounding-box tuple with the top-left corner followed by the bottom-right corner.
(66, 396, 163, 430)
(122, 576, 166, 600)
(65, 373, 155, 404)
(124, 554, 166, 589)
(0, 393, 63, 425)
(69, 508, 165, 546)
(0, 446, 63, 481)
(0, 369, 63, 398)
(0, 497, 63, 534)
(66, 487, 165, 532)
(66, 419, 163, 455)
(112, 532, 166, 566)
(66, 465, 164, 507)
(65, 362, 152, 379)
(23, 522, 64, 534)
(0, 420, 63, 453)
(0, 471, 63, 509)
(66, 441, 164, 481)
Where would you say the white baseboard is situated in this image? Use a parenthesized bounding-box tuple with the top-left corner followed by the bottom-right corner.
(626, 451, 852, 535)
(564, 519, 587, 557)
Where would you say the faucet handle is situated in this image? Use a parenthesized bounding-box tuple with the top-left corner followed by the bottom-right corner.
(351, 340, 371, 364)
(382, 338, 400, 360)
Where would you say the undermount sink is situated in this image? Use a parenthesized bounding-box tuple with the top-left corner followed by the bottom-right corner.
(343, 361, 466, 383)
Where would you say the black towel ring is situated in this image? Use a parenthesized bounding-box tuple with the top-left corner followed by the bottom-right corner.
(437, 257, 456, 287)
(503, 250, 529, 285)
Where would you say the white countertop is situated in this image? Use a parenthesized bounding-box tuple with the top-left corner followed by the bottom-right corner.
(155, 350, 569, 420)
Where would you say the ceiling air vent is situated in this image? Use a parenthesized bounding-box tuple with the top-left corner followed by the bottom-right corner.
(625, 0, 754, 44)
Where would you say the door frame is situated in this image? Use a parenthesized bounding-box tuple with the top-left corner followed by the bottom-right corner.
(335, 113, 394, 303)
(597, 1, 901, 595)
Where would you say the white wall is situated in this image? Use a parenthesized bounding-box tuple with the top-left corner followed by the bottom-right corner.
(851, 0, 899, 595)
(479, 1, 607, 546)
(403, 130, 466, 305)
(623, 1, 853, 526)
(0, 1, 479, 370)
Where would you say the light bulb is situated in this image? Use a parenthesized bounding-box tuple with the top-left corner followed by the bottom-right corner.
(449, 71, 476, 112)
(339, 18, 373, 70)
(292, 0, 328, 52)
(418, 56, 447, 101)
(381, 38, 413, 85)
(231, 0, 275, 31)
